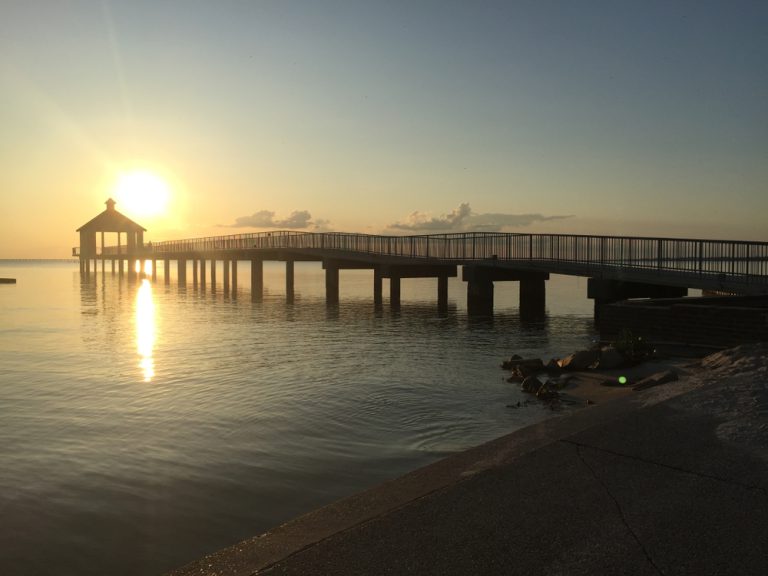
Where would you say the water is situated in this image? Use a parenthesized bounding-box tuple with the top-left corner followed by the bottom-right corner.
(0, 260, 596, 575)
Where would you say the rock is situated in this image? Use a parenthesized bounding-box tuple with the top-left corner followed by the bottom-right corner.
(521, 375, 543, 393)
(545, 358, 562, 373)
(549, 374, 575, 389)
(515, 359, 545, 378)
(536, 382, 559, 401)
(557, 350, 599, 371)
(597, 347, 626, 370)
(500, 354, 523, 369)
(506, 374, 522, 383)
(632, 370, 678, 391)
(701, 344, 768, 375)
(503, 358, 545, 379)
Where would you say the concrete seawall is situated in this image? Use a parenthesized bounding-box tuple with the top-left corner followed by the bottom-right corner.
(169, 347, 768, 575)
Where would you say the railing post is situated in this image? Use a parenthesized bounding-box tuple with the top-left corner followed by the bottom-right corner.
(529, 234, 533, 260)
(600, 237, 605, 267)
(746, 244, 751, 278)
(698, 241, 703, 275)
(657, 239, 662, 270)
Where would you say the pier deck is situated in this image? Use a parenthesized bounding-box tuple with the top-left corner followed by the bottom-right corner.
(75, 231, 768, 315)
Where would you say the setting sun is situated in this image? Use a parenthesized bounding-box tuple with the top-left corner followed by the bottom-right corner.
(113, 170, 171, 219)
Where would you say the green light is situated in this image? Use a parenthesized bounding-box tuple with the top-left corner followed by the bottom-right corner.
(618, 376, 628, 385)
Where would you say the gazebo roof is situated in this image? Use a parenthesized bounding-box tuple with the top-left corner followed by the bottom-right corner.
(76, 198, 146, 233)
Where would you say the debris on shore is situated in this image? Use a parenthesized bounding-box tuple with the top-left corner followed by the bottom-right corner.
(500, 331, 677, 405)
(502, 340, 768, 412)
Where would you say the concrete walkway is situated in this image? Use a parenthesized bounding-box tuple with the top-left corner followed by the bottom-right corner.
(170, 359, 768, 576)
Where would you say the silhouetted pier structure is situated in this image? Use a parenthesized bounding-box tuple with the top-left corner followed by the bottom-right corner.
(75, 203, 768, 317)
(74, 198, 145, 277)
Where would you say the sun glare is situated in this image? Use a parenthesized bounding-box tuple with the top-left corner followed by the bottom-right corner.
(114, 170, 171, 219)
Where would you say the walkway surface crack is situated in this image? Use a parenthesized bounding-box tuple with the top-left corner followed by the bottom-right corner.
(572, 443, 666, 576)
(562, 439, 767, 497)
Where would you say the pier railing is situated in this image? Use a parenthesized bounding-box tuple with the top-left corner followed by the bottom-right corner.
(142, 231, 768, 288)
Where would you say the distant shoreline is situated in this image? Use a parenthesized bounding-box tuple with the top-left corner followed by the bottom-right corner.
(0, 258, 79, 263)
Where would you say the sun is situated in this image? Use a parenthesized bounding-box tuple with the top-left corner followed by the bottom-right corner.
(113, 170, 171, 219)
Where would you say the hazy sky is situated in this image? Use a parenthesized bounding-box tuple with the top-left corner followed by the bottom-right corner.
(1, 1, 766, 257)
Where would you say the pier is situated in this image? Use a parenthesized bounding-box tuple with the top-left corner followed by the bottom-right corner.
(75, 201, 768, 317)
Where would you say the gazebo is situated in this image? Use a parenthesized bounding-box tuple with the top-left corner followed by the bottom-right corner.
(75, 198, 146, 274)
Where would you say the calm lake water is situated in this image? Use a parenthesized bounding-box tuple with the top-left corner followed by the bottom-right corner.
(0, 260, 596, 575)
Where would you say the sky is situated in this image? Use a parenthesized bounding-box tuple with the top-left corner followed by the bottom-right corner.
(1, 0, 766, 258)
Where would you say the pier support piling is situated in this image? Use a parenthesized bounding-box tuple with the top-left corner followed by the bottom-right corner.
(223, 259, 230, 294)
(251, 259, 263, 301)
(519, 277, 546, 320)
(390, 276, 401, 309)
(374, 268, 383, 309)
(177, 259, 187, 285)
(463, 265, 549, 317)
(164, 259, 170, 284)
(231, 260, 238, 297)
(211, 259, 217, 292)
(325, 261, 339, 304)
(438, 275, 449, 312)
(192, 259, 199, 288)
(467, 279, 494, 316)
(200, 259, 206, 290)
(286, 260, 295, 302)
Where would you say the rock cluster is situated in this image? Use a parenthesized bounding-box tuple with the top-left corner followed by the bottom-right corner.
(701, 343, 768, 376)
(501, 344, 661, 403)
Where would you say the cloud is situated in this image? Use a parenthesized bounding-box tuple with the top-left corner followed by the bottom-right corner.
(389, 203, 472, 231)
(388, 203, 572, 232)
(226, 209, 316, 229)
(312, 218, 333, 232)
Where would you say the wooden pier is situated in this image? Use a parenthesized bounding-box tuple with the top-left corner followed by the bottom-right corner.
(75, 202, 768, 317)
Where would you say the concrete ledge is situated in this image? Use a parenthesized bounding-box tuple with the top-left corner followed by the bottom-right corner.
(168, 378, 700, 576)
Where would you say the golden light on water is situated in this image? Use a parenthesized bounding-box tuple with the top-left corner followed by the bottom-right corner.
(134, 260, 153, 275)
(136, 278, 156, 382)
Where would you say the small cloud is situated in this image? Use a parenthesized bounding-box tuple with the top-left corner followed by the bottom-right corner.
(312, 218, 333, 232)
(469, 212, 573, 231)
(388, 203, 572, 232)
(276, 210, 312, 228)
(389, 203, 472, 231)
(225, 209, 315, 229)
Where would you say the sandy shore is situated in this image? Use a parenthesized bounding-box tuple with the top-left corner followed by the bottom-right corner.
(556, 356, 700, 405)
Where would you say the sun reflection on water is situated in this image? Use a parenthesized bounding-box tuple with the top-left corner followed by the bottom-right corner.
(136, 278, 156, 382)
